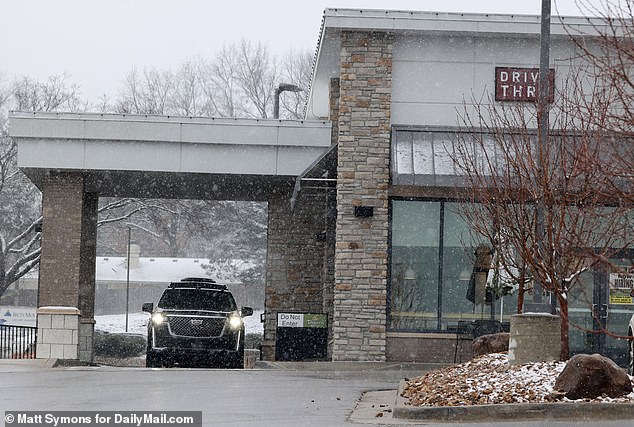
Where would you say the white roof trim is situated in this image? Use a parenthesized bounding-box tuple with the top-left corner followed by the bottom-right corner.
(322, 8, 606, 36)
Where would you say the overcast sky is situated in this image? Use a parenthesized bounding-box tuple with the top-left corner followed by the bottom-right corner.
(1, 0, 588, 103)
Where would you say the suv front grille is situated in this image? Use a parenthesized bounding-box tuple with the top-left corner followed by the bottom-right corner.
(167, 316, 225, 338)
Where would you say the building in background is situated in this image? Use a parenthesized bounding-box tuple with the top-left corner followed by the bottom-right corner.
(1, 249, 262, 317)
(9, 8, 632, 365)
(261, 9, 633, 365)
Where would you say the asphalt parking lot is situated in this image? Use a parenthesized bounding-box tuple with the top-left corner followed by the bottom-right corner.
(1, 360, 633, 427)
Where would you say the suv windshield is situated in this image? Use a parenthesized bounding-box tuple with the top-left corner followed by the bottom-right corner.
(158, 288, 238, 312)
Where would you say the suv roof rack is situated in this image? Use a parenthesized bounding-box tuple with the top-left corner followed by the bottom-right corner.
(169, 277, 227, 291)
(181, 277, 216, 283)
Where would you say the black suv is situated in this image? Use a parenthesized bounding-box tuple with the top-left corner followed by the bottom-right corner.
(142, 277, 253, 368)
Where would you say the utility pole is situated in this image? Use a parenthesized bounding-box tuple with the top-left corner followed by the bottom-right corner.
(531, 0, 552, 312)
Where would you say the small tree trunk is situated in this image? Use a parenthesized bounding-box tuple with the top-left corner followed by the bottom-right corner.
(517, 281, 525, 314)
(0, 251, 7, 296)
(558, 293, 570, 361)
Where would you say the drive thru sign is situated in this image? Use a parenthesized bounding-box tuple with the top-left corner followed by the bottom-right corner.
(495, 67, 555, 102)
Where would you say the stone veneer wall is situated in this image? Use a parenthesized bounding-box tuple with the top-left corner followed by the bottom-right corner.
(333, 31, 393, 361)
(36, 307, 80, 360)
(321, 77, 340, 359)
(38, 172, 97, 361)
(262, 187, 326, 360)
(39, 173, 85, 309)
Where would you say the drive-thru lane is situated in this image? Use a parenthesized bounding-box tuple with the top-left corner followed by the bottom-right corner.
(0, 361, 632, 427)
(0, 362, 415, 426)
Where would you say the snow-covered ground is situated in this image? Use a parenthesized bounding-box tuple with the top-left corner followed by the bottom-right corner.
(95, 310, 264, 336)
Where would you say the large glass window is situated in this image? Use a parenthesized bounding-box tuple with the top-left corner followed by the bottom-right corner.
(389, 200, 519, 332)
(390, 201, 440, 330)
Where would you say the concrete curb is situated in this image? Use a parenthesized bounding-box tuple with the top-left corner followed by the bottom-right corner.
(244, 349, 260, 369)
(253, 360, 448, 371)
(52, 358, 99, 368)
(394, 380, 634, 422)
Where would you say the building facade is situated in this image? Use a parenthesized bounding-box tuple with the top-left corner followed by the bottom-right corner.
(262, 9, 633, 365)
(9, 9, 631, 365)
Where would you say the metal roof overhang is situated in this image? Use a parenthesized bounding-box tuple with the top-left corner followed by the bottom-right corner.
(10, 112, 332, 200)
(291, 142, 337, 210)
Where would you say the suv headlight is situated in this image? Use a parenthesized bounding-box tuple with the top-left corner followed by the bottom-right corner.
(228, 313, 243, 330)
(151, 312, 166, 326)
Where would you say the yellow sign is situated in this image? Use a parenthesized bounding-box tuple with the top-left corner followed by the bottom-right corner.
(609, 267, 634, 305)
(610, 295, 633, 305)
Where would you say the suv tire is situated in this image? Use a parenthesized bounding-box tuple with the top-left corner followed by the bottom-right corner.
(225, 349, 245, 369)
(146, 343, 161, 368)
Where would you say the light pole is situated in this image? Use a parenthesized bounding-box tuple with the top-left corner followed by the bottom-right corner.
(125, 227, 131, 332)
(273, 83, 302, 119)
(533, 0, 551, 311)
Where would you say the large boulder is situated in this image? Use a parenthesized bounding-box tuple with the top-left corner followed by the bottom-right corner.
(554, 353, 633, 400)
(472, 332, 510, 357)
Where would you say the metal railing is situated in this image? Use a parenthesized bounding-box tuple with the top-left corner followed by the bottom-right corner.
(0, 324, 37, 359)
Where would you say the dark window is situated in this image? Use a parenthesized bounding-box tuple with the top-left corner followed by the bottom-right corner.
(389, 199, 519, 332)
(158, 289, 237, 312)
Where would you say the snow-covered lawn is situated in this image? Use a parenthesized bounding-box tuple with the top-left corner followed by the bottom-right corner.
(95, 310, 264, 336)
(402, 353, 634, 406)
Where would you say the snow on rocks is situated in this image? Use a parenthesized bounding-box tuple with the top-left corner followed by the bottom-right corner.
(401, 353, 634, 407)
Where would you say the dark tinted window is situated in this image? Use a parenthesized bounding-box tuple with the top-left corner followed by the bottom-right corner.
(158, 289, 237, 311)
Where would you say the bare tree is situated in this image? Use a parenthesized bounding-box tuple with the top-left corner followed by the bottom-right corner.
(13, 74, 85, 112)
(234, 40, 277, 118)
(96, 42, 307, 270)
(454, 81, 632, 361)
(169, 60, 204, 116)
(0, 73, 88, 296)
(114, 68, 175, 115)
(562, 0, 634, 205)
(0, 41, 308, 296)
(96, 198, 267, 275)
(278, 48, 313, 119)
(108, 42, 310, 120)
(198, 48, 241, 118)
(452, 1, 634, 361)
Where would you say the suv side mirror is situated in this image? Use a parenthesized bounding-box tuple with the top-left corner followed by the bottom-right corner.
(241, 307, 254, 317)
(142, 302, 154, 313)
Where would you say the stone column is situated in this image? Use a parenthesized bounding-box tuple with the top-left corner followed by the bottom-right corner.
(262, 186, 325, 361)
(37, 172, 98, 362)
(508, 314, 561, 365)
(78, 190, 98, 362)
(333, 31, 393, 361)
(321, 77, 340, 359)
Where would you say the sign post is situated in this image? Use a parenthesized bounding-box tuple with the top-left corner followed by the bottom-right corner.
(275, 312, 328, 361)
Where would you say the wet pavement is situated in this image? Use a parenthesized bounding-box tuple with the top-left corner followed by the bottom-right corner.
(0, 359, 632, 426)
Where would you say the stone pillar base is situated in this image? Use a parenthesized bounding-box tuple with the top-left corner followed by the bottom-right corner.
(79, 319, 95, 362)
(36, 307, 80, 360)
(508, 313, 561, 365)
(260, 343, 275, 361)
